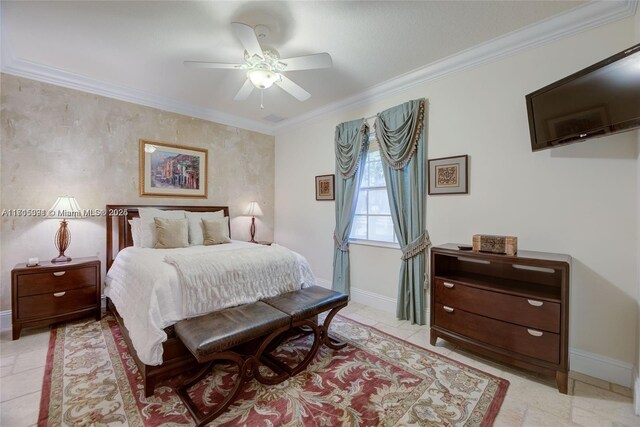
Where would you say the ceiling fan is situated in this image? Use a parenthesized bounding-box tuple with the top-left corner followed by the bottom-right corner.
(185, 22, 332, 104)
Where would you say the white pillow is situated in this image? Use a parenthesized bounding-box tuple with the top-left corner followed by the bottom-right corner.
(186, 211, 225, 245)
(128, 219, 142, 247)
(136, 208, 187, 247)
(138, 207, 186, 222)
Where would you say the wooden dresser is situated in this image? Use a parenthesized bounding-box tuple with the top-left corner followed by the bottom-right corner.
(430, 244, 570, 393)
(11, 257, 101, 339)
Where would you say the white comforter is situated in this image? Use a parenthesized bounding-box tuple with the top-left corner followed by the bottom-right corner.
(104, 241, 315, 365)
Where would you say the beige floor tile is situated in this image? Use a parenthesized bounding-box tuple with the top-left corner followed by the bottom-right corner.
(0, 328, 50, 358)
(523, 407, 575, 426)
(0, 355, 16, 367)
(572, 380, 638, 426)
(494, 397, 527, 427)
(12, 348, 48, 374)
(341, 302, 366, 314)
(0, 365, 13, 377)
(507, 373, 573, 419)
(0, 391, 42, 427)
(354, 306, 408, 328)
(570, 371, 611, 390)
(369, 322, 415, 340)
(609, 383, 633, 398)
(0, 367, 45, 402)
(339, 311, 378, 326)
(571, 406, 633, 427)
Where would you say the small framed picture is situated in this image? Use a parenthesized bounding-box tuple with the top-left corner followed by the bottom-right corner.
(315, 174, 335, 201)
(139, 139, 208, 198)
(428, 155, 468, 195)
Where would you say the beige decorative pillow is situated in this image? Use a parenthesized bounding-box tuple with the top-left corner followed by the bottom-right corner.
(202, 217, 231, 245)
(154, 218, 189, 249)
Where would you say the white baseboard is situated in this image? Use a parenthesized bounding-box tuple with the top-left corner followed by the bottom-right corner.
(0, 309, 11, 330)
(315, 278, 397, 314)
(569, 347, 634, 388)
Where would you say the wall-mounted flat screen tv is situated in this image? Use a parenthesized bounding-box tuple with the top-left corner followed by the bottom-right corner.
(526, 43, 640, 152)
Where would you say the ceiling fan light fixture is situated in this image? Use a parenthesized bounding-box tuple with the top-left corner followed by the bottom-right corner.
(248, 68, 280, 89)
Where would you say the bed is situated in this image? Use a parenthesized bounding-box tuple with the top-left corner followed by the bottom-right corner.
(104, 204, 315, 396)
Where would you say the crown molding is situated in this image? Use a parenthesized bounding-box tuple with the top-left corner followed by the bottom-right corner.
(0, 51, 275, 137)
(273, 0, 638, 134)
(1, 1, 636, 137)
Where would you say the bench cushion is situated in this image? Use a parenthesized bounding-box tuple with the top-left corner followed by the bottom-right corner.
(262, 286, 348, 323)
(175, 301, 290, 362)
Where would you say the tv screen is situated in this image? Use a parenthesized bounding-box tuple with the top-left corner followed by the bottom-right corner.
(526, 43, 640, 152)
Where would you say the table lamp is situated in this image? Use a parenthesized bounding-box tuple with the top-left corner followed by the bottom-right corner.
(246, 201, 263, 243)
(49, 196, 82, 263)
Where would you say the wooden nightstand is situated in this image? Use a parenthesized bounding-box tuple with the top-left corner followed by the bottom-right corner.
(11, 256, 101, 340)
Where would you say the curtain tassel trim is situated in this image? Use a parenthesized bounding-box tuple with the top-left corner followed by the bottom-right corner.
(375, 98, 426, 170)
(334, 232, 349, 252)
(401, 231, 431, 260)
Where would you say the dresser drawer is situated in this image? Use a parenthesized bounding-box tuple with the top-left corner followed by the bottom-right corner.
(434, 303, 559, 364)
(17, 286, 97, 319)
(17, 266, 97, 297)
(434, 278, 560, 333)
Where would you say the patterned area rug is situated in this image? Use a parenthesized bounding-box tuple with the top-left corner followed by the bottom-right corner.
(38, 313, 508, 426)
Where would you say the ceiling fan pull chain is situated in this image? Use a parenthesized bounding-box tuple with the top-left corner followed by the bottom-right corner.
(260, 90, 265, 109)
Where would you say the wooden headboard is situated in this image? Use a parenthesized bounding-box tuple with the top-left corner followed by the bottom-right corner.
(105, 204, 230, 270)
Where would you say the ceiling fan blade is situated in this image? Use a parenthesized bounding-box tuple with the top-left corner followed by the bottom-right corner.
(280, 53, 333, 71)
(234, 79, 255, 101)
(276, 75, 311, 101)
(184, 61, 244, 69)
(231, 22, 264, 58)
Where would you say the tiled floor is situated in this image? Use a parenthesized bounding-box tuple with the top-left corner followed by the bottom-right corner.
(0, 302, 637, 426)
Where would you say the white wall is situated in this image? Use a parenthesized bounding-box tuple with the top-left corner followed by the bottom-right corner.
(275, 17, 638, 383)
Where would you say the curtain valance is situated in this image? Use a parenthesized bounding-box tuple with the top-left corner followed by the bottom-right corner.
(374, 99, 425, 170)
(335, 119, 369, 178)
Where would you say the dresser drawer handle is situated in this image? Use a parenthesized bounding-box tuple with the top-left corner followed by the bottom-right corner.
(443, 282, 455, 289)
(443, 306, 454, 313)
(53, 272, 66, 277)
(527, 329, 543, 337)
(527, 299, 543, 307)
(53, 292, 66, 297)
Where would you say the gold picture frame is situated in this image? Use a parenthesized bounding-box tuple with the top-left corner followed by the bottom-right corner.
(139, 139, 208, 198)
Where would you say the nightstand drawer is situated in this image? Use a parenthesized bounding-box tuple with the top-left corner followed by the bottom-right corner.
(18, 286, 97, 319)
(434, 278, 560, 333)
(17, 266, 96, 297)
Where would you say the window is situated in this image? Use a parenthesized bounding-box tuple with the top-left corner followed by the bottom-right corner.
(349, 140, 398, 245)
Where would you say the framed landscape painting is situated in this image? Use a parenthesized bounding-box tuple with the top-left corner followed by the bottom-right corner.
(428, 155, 468, 195)
(139, 140, 208, 198)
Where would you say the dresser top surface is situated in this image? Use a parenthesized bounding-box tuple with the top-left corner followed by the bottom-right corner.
(13, 256, 100, 272)
(432, 244, 571, 264)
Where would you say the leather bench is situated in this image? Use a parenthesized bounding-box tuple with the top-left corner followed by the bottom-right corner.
(174, 286, 347, 426)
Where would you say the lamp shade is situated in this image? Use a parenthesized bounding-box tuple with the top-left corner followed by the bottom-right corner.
(49, 196, 82, 219)
(246, 201, 263, 217)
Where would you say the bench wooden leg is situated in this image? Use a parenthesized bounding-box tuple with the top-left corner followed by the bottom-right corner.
(176, 352, 249, 427)
(321, 304, 347, 350)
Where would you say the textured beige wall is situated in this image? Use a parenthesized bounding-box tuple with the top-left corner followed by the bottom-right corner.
(0, 74, 275, 311)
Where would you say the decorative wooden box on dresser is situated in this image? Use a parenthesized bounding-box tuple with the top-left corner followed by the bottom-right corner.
(11, 257, 101, 340)
(430, 244, 571, 393)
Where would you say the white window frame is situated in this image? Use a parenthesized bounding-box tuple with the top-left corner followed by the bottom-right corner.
(349, 137, 399, 249)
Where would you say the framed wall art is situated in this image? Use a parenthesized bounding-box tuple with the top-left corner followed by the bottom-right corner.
(428, 154, 468, 195)
(315, 174, 335, 201)
(139, 139, 208, 198)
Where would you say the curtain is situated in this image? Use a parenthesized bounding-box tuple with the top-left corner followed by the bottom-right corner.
(332, 118, 369, 294)
(374, 99, 430, 324)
